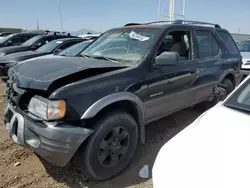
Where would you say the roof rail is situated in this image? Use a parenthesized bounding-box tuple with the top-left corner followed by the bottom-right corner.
(124, 20, 221, 28)
(124, 23, 143, 26)
(174, 20, 221, 28)
(144, 20, 221, 28)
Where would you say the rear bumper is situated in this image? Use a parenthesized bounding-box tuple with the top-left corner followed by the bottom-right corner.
(4, 104, 93, 166)
(240, 69, 250, 81)
(235, 71, 243, 86)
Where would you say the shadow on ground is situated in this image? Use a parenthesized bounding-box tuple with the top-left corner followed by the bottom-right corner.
(42, 107, 205, 188)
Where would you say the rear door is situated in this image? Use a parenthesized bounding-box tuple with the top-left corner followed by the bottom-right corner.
(193, 29, 226, 99)
(216, 30, 242, 80)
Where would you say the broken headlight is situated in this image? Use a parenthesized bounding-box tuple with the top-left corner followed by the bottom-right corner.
(28, 96, 66, 121)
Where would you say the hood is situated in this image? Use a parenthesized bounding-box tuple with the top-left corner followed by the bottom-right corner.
(0, 45, 31, 54)
(19, 54, 59, 64)
(0, 51, 50, 63)
(9, 57, 128, 91)
(153, 104, 250, 188)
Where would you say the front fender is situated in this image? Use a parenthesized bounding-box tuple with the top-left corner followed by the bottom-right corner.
(81, 91, 145, 121)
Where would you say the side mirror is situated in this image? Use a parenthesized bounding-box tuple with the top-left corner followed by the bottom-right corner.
(32, 43, 41, 49)
(53, 49, 62, 54)
(6, 40, 12, 46)
(155, 51, 179, 66)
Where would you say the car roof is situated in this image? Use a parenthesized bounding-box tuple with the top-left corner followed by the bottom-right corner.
(52, 38, 83, 42)
(117, 20, 224, 31)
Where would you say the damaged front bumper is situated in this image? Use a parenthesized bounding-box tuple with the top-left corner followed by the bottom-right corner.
(4, 104, 93, 166)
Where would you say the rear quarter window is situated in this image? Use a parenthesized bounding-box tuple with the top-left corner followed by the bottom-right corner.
(217, 31, 239, 55)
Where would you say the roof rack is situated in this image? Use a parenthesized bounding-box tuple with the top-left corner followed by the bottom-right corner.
(124, 23, 143, 26)
(124, 20, 221, 28)
(174, 20, 221, 28)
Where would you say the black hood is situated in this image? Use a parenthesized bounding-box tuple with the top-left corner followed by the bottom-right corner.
(9, 57, 128, 91)
(0, 51, 50, 63)
(0, 45, 31, 55)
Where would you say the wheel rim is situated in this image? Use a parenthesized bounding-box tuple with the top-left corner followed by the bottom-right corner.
(97, 126, 130, 168)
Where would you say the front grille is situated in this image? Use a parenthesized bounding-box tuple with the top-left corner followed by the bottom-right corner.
(6, 79, 26, 108)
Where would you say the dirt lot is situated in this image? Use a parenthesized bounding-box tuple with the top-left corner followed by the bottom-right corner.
(0, 80, 204, 188)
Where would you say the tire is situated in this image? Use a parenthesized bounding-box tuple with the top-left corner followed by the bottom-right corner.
(75, 111, 139, 181)
(222, 78, 234, 95)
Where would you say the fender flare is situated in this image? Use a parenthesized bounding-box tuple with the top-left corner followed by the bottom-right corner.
(80, 92, 146, 143)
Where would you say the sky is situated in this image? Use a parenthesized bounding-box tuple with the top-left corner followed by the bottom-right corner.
(0, 0, 249, 34)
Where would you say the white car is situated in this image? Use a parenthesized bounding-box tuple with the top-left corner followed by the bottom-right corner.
(153, 75, 250, 188)
(239, 40, 250, 77)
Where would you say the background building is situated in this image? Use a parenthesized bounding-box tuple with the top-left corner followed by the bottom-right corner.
(231, 33, 250, 42)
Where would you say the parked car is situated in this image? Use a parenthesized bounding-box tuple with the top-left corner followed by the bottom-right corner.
(0, 32, 40, 49)
(17, 39, 94, 62)
(238, 39, 250, 79)
(152, 75, 250, 188)
(78, 34, 100, 40)
(0, 32, 77, 57)
(4, 20, 242, 181)
(0, 32, 13, 40)
(0, 38, 85, 80)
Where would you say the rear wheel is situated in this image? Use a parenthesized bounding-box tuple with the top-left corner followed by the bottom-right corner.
(75, 111, 139, 181)
(196, 78, 234, 111)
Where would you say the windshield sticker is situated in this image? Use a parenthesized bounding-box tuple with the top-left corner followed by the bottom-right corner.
(129, 31, 149, 41)
(56, 41, 63, 44)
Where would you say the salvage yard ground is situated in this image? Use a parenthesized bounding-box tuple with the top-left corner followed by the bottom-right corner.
(0, 80, 204, 188)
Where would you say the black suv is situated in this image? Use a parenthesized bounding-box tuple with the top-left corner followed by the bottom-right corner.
(4, 20, 242, 181)
(0, 32, 40, 48)
(0, 32, 77, 56)
(0, 38, 85, 80)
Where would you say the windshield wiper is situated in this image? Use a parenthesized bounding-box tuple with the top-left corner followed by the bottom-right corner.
(92, 55, 121, 64)
(78, 54, 90, 58)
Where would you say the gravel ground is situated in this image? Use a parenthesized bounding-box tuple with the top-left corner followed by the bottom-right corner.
(0, 80, 205, 188)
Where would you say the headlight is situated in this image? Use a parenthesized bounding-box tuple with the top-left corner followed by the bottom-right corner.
(0, 52, 6, 57)
(28, 96, 66, 121)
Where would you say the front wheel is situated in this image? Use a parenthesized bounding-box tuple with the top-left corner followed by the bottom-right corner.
(75, 111, 139, 181)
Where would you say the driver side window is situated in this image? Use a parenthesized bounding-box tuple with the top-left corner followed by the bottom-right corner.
(157, 30, 191, 62)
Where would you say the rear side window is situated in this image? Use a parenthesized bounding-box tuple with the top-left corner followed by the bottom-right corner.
(57, 40, 80, 51)
(195, 30, 220, 59)
(217, 31, 239, 54)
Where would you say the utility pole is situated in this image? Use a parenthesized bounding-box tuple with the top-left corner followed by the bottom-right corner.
(36, 20, 40, 31)
(158, 0, 185, 21)
(59, 6, 64, 32)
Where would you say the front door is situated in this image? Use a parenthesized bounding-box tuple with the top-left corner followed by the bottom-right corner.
(145, 28, 202, 122)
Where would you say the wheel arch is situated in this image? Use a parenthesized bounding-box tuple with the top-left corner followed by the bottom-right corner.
(81, 92, 146, 143)
(218, 69, 236, 86)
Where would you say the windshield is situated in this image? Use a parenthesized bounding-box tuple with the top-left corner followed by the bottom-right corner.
(238, 40, 250, 52)
(21, 35, 43, 46)
(80, 27, 160, 64)
(58, 40, 92, 56)
(0, 34, 15, 43)
(224, 79, 250, 113)
(36, 40, 63, 53)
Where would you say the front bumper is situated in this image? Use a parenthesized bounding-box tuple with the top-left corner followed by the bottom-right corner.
(4, 104, 93, 166)
(0, 65, 10, 79)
